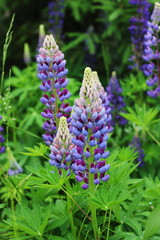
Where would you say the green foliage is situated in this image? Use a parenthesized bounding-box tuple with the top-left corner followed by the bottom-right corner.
(143, 205, 160, 239)
(121, 104, 159, 130)
(22, 143, 49, 157)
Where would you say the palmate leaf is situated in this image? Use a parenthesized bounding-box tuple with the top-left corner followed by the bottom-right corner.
(143, 205, 160, 239)
(4, 200, 53, 238)
(124, 217, 143, 237)
(90, 184, 133, 210)
(121, 104, 159, 130)
(21, 143, 49, 157)
(27, 164, 69, 190)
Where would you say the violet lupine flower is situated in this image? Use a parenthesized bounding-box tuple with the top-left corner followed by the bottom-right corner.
(7, 147, 23, 176)
(143, 2, 160, 97)
(93, 71, 113, 132)
(71, 67, 110, 190)
(0, 116, 5, 154)
(106, 72, 127, 126)
(8, 162, 23, 176)
(48, 0, 64, 39)
(37, 34, 72, 145)
(49, 116, 75, 173)
(130, 137, 145, 167)
(129, 0, 151, 69)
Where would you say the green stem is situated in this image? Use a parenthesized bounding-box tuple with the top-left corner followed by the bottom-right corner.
(62, 186, 91, 221)
(106, 208, 112, 240)
(146, 130, 160, 146)
(53, 88, 59, 127)
(65, 181, 76, 238)
(77, 211, 89, 240)
(88, 141, 98, 239)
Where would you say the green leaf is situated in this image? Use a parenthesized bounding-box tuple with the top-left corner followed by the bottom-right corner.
(121, 104, 159, 130)
(21, 143, 49, 157)
(62, 34, 86, 51)
(124, 217, 142, 237)
(143, 205, 160, 239)
(0, 203, 6, 208)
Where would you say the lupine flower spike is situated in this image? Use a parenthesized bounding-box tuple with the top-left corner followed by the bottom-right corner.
(71, 67, 111, 189)
(23, 43, 31, 65)
(129, 0, 150, 69)
(37, 24, 45, 51)
(37, 34, 72, 145)
(48, 0, 64, 39)
(106, 72, 127, 126)
(92, 71, 113, 132)
(143, 2, 160, 97)
(49, 116, 75, 173)
(0, 116, 5, 154)
(130, 137, 145, 167)
(7, 147, 23, 176)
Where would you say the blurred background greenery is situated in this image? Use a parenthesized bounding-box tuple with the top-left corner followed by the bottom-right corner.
(0, 0, 156, 83)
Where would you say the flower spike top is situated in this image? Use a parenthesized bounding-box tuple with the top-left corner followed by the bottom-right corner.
(49, 116, 75, 172)
(143, 2, 160, 97)
(151, 2, 160, 23)
(92, 71, 113, 118)
(71, 67, 111, 189)
(106, 72, 127, 126)
(37, 34, 72, 145)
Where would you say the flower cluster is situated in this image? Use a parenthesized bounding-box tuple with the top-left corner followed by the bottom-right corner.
(0, 116, 5, 154)
(143, 2, 160, 97)
(129, 0, 150, 69)
(48, 0, 64, 39)
(37, 34, 72, 145)
(130, 137, 145, 167)
(106, 72, 127, 126)
(71, 67, 111, 189)
(49, 116, 75, 173)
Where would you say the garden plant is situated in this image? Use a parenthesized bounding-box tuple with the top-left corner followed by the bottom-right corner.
(0, 0, 160, 240)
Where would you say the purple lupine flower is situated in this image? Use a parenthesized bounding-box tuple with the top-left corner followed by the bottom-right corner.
(142, 2, 160, 97)
(48, 0, 64, 39)
(8, 162, 23, 176)
(37, 34, 72, 145)
(49, 116, 75, 173)
(93, 71, 113, 132)
(129, 0, 151, 69)
(71, 67, 110, 189)
(130, 137, 145, 167)
(7, 147, 23, 176)
(0, 116, 5, 154)
(106, 72, 127, 126)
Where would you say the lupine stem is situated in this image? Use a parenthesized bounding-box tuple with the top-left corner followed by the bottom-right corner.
(146, 130, 160, 146)
(53, 88, 59, 127)
(88, 138, 98, 239)
(106, 208, 112, 240)
(65, 181, 76, 238)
